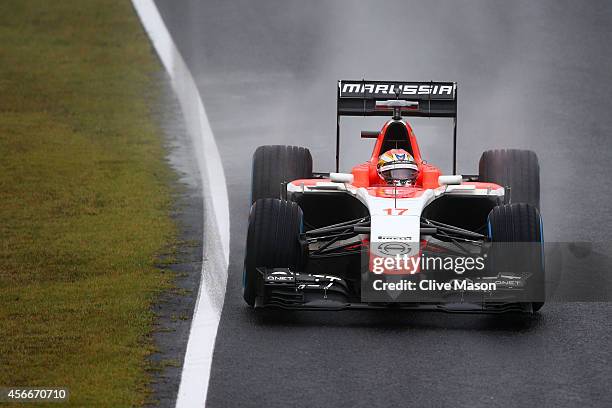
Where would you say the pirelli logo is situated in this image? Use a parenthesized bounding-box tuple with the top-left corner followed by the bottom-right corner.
(340, 81, 455, 99)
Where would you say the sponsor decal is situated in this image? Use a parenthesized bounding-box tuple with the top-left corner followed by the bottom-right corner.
(266, 270, 295, 282)
(340, 82, 455, 98)
(377, 242, 413, 256)
(377, 236, 412, 241)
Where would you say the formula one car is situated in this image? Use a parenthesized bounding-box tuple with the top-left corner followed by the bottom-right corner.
(244, 80, 544, 313)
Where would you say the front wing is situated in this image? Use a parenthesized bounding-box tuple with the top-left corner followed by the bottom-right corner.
(254, 267, 536, 313)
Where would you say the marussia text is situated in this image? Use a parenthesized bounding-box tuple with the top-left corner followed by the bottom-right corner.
(340, 82, 454, 97)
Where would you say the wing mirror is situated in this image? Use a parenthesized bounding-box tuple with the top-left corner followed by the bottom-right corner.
(330, 172, 354, 184)
(438, 175, 462, 185)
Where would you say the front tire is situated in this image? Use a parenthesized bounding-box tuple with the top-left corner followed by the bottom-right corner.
(479, 149, 540, 208)
(243, 198, 304, 306)
(251, 145, 313, 204)
(488, 203, 545, 312)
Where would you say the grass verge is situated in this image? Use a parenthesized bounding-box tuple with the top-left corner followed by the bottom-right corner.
(0, 0, 177, 405)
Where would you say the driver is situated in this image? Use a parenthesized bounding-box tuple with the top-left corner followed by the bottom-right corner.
(377, 149, 419, 185)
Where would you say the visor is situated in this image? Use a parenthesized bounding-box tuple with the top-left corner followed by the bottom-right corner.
(382, 168, 418, 182)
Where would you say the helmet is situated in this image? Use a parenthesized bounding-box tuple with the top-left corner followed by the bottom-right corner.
(377, 149, 419, 185)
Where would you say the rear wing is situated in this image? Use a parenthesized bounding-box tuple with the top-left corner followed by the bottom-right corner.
(337, 80, 457, 118)
(335, 80, 459, 172)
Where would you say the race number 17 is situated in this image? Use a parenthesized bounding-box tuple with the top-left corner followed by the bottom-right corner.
(383, 208, 409, 216)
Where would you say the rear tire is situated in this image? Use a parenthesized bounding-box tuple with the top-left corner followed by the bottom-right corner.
(488, 203, 545, 312)
(479, 149, 540, 208)
(243, 198, 303, 306)
(251, 145, 313, 204)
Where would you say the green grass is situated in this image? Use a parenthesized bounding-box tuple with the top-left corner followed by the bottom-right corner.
(0, 1, 177, 406)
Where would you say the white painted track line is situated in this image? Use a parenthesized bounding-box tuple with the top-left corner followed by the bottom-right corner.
(131, 1, 230, 407)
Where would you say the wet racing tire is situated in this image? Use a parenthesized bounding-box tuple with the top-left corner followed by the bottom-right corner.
(243, 198, 304, 306)
(488, 203, 545, 312)
(479, 149, 540, 208)
(251, 145, 313, 204)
